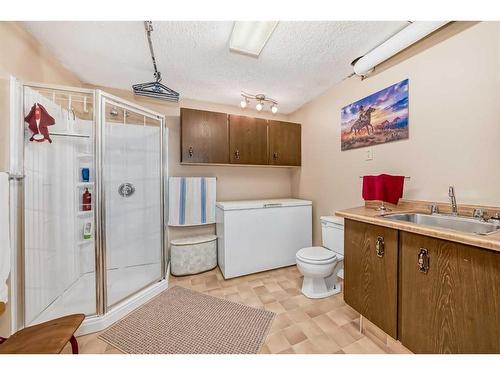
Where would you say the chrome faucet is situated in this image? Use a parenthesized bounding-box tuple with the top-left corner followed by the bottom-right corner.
(449, 186, 458, 216)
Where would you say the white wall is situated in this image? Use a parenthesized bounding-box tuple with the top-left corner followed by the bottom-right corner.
(290, 22, 500, 244)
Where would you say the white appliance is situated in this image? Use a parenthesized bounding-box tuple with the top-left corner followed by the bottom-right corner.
(216, 199, 312, 279)
(296, 216, 344, 299)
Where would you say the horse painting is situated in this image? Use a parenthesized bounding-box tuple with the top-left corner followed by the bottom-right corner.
(341, 79, 409, 151)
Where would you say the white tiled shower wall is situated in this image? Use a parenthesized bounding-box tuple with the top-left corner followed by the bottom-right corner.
(23, 88, 95, 323)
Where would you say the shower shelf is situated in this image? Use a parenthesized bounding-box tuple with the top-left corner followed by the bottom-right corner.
(78, 240, 94, 246)
(76, 153, 93, 158)
(77, 182, 94, 188)
(77, 210, 93, 217)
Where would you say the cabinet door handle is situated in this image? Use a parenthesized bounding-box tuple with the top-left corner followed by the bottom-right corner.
(273, 152, 279, 160)
(234, 149, 240, 160)
(417, 248, 430, 273)
(188, 146, 194, 158)
(375, 236, 385, 257)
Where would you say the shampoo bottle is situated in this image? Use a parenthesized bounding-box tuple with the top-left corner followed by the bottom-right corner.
(82, 188, 92, 211)
(83, 221, 92, 240)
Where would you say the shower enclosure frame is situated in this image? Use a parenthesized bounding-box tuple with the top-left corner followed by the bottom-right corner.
(13, 81, 168, 334)
(96, 90, 168, 315)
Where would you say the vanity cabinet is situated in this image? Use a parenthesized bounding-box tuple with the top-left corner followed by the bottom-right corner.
(228, 115, 268, 165)
(268, 120, 301, 166)
(344, 219, 500, 353)
(344, 219, 399, 338)
(399, 232, 500, 353)
(180, 108, 229, 164)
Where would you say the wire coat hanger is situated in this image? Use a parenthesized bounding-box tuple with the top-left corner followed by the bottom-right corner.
(132, 21, 180, 102)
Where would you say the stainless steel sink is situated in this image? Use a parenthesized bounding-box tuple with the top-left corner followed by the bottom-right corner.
(382, 213, 500, 235)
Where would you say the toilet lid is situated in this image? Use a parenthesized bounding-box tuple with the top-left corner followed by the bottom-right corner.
(297, 246, 337, 262)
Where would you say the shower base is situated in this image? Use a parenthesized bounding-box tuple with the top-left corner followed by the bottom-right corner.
(29, 263, 166, 333)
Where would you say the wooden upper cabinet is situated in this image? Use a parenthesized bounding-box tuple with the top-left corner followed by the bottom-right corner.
(228, 115, 268, 165)
(268, 120, 301, 166)
(181, 108, 229, 164)
(181, 108, 301, 166)
(344, 219, 399, 338)
(399, 232, 500, 353)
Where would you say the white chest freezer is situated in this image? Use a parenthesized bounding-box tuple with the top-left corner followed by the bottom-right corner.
(216, 199, 312, 279)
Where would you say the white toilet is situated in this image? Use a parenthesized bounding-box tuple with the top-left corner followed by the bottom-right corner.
(296, 216, 344, 299)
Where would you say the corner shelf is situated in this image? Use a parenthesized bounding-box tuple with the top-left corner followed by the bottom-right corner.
(78, 240, 94, 246)
(77, 210, 94, 217)
(76, 153, 93, 159)
(77, 182, 94, 188)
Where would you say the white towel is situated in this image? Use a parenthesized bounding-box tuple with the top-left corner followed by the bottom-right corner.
(168, 177, 216, 226)
(0, 172, 10, 304)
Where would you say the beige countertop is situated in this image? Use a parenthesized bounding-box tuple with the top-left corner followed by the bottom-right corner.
(336, 202, 500, 253)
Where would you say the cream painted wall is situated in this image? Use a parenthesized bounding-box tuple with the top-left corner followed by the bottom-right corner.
(290, 22, 500, 244)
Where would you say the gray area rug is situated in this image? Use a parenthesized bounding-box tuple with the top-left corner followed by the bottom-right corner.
(100, 286, 275, 354)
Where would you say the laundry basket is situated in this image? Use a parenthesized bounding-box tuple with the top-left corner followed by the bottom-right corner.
(170, 235, 217, 276)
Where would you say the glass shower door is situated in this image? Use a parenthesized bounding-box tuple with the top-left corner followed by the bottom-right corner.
(102, 98, 164, 308)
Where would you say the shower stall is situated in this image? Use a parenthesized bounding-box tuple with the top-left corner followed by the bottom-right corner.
(11, 81, 168, 334)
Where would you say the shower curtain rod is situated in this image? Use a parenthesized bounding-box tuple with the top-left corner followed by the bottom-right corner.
(50, 132, 90, 139)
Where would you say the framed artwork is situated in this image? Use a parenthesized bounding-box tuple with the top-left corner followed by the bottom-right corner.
(341, 79, 409, 151)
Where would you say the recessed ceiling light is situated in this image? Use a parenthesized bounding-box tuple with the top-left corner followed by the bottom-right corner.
(229, 21, 279, 57)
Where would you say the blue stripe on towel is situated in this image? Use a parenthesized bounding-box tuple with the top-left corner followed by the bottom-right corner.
(179, 177, 186, 225)
(201, 177, 206, 224)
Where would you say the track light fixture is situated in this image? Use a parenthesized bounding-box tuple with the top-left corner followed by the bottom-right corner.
(240, 97, 249, 109)
(240, 92, 278, 114)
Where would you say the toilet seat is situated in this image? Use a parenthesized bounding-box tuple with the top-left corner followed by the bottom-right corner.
(296, 246, 337, 264)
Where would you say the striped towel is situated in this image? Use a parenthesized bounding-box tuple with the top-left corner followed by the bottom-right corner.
(168, 177, 216, 226)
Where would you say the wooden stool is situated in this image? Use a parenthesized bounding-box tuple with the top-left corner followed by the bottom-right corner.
(0, 314, 85, 354)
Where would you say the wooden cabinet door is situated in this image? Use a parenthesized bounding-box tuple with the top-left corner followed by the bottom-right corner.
(399, 232, 500, 353)
(268, 121, 301, 166)
(228, 115, 268, 165)
(344, 219, 399, 338)
(181, 108, 229, 163)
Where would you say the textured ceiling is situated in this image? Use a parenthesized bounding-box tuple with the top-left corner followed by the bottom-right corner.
(23, 21, 408, 113)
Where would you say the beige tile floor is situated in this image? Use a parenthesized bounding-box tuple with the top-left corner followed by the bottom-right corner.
(69, 266, 411, 354)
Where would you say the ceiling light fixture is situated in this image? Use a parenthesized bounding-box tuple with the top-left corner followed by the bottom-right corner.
(352, 21, 448, 77)
(229, 21, 279, 57)
(240, 92, 278, 114)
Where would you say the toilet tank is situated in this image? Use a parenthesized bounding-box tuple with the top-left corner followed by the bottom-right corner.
(321, 216, 344, 254)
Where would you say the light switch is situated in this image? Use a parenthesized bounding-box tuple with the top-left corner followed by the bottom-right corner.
(365, 147, 373, 161)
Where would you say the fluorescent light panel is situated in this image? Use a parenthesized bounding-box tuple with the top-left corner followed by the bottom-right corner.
(230, 21, 278, 57)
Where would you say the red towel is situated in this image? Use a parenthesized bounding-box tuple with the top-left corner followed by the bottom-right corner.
(362, 174, 405, 205)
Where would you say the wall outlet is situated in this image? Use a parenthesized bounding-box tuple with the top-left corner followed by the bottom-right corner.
(365, 147, 373, 161)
